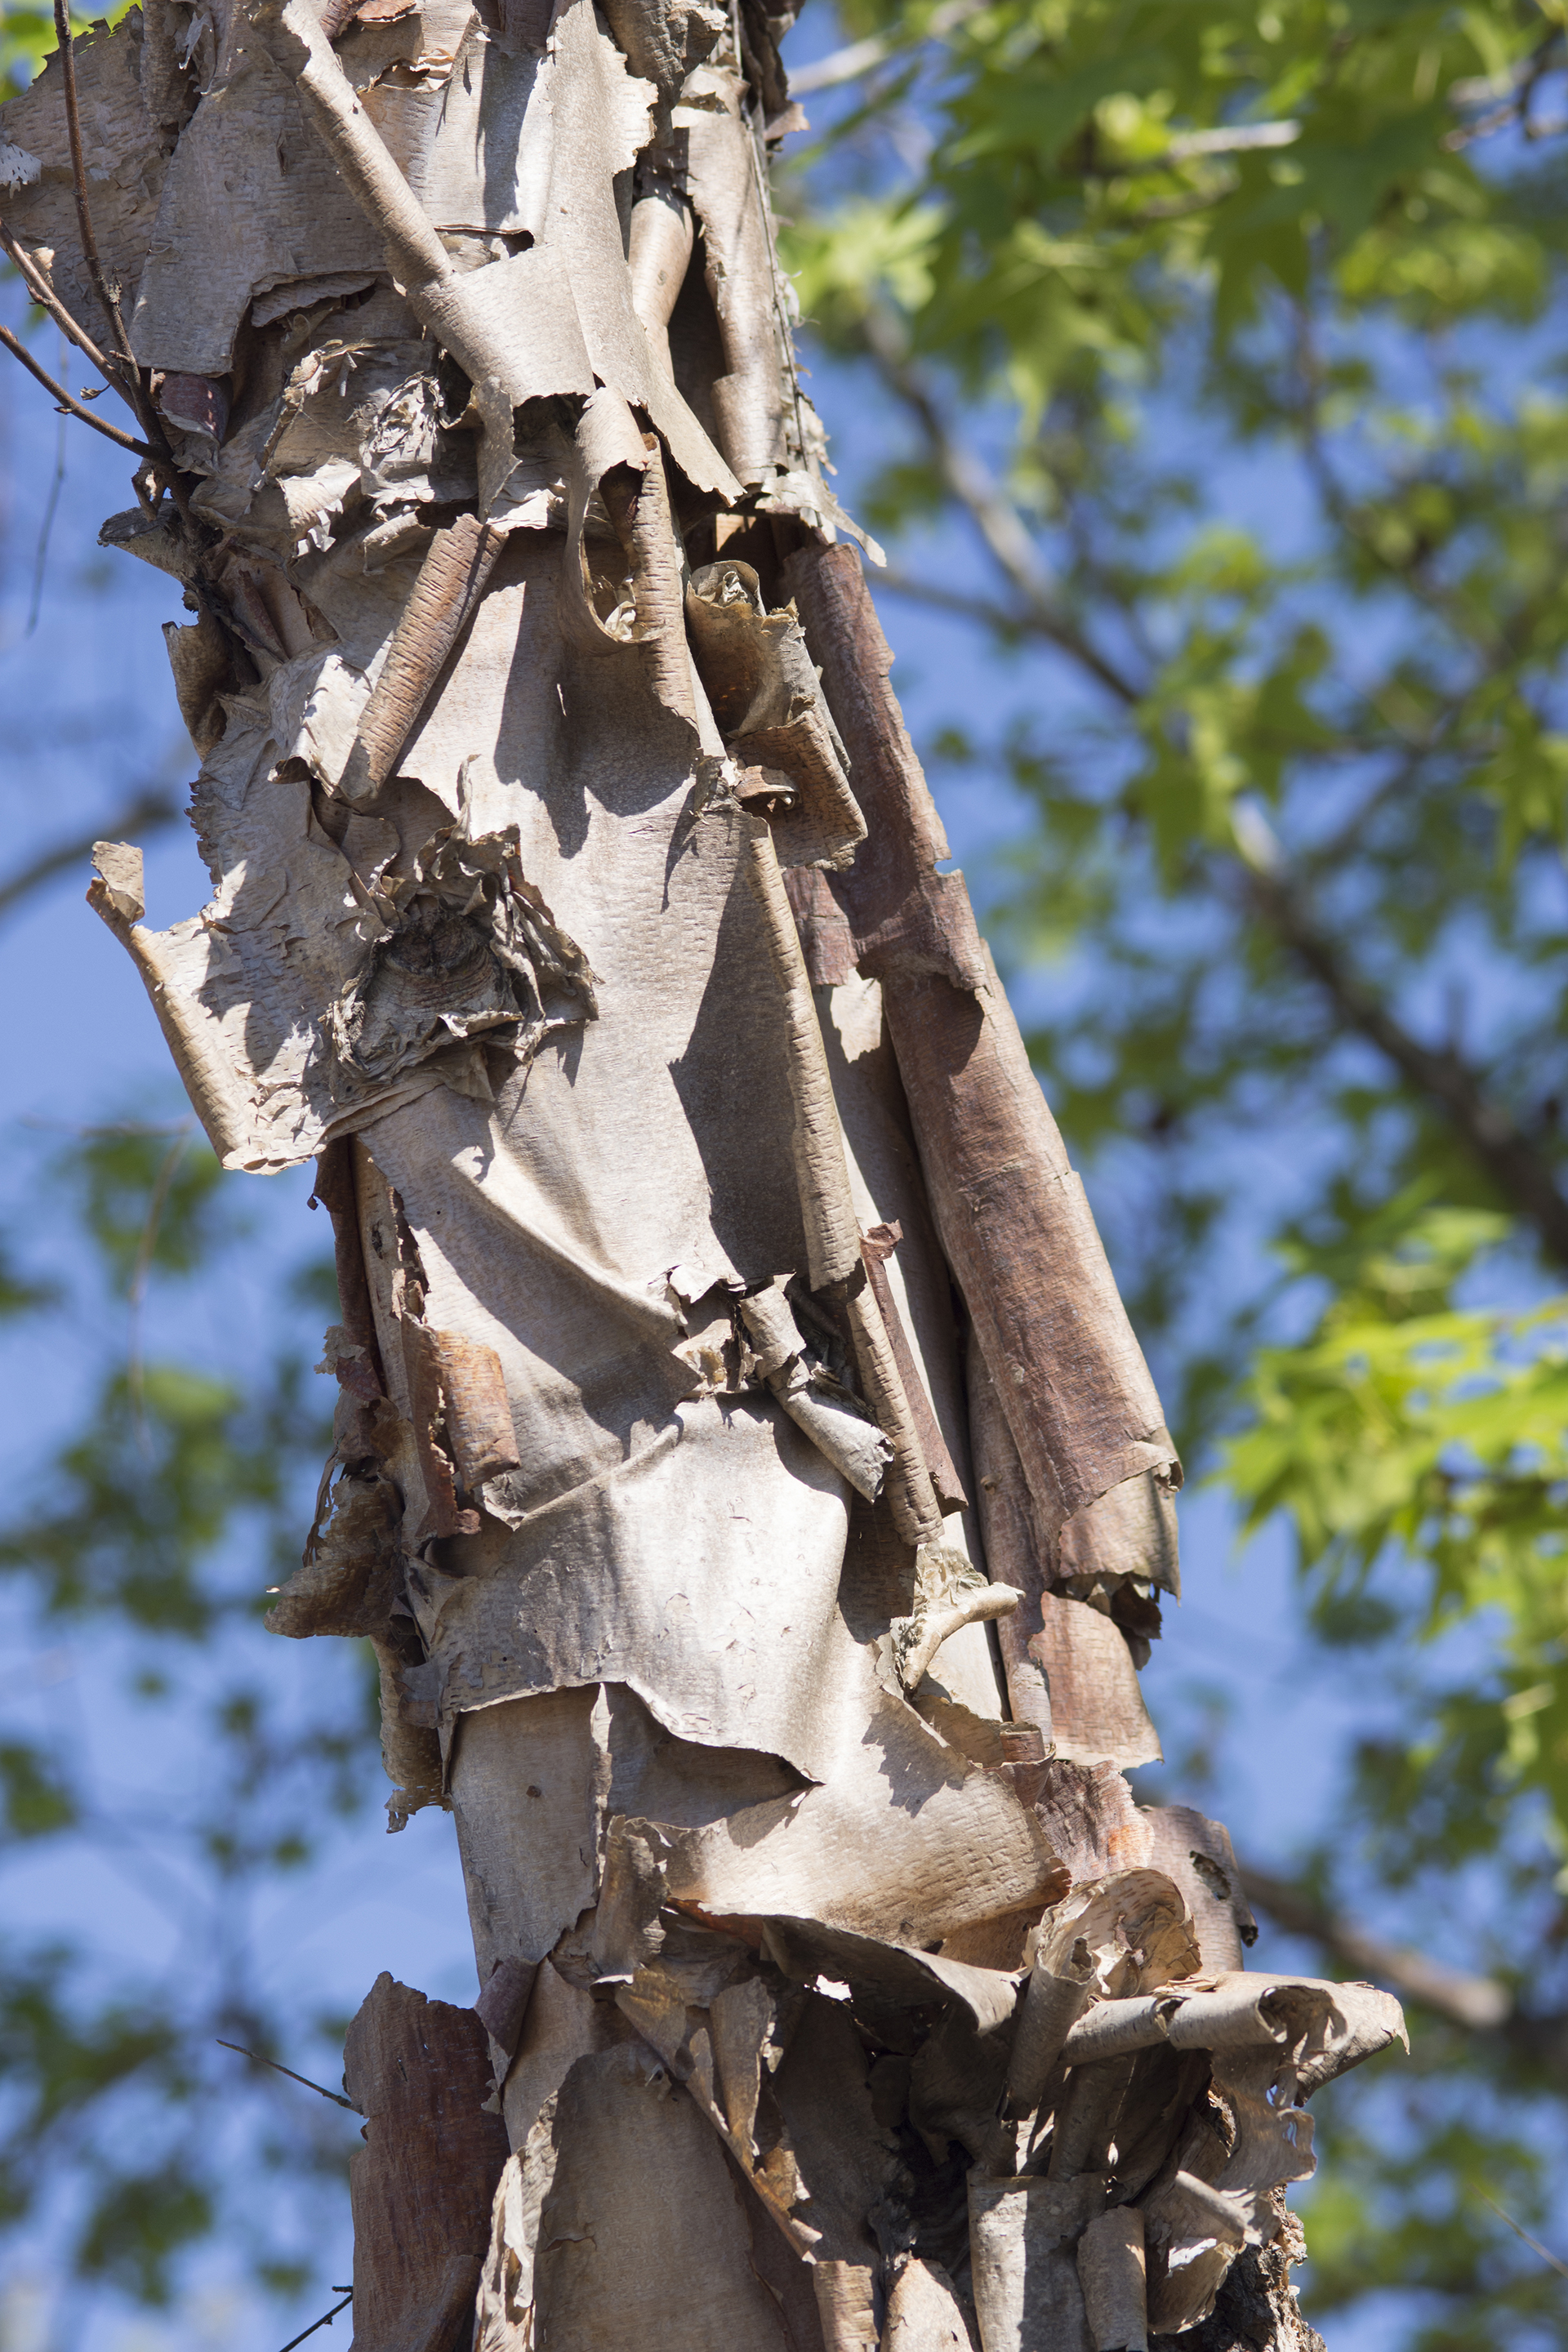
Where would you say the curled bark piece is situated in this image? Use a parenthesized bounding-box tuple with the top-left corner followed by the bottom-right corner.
(1058, 1466, 1180, 1599)
(862, 1222, 966, 1512)
(786, 545, 1180, 1544)
(1028, 1591, 1161, 1770)
(1048, 2050, 1137, 2180)
(475, 1954, 540, 2071)
(883, 2258, 973, 2351)
(846, 1282, 943, 1548)
(339, 512, 505, 804)
(1003, 1945, 1094, 2120)
(686, 559, 865, 868)
(1078, 2206, 1147, 2352)
(416, 1327, 521, 1490)
(628, 182, 694, 373)
(742, 817, 864, 1298)
(1060, 1994, 1180, 2065)
(893, 1570, 1020, 1692)
(739, 1282, 893, 1501)
(1157, 2169, 1248, 2250)
(683, 61, 789, 482)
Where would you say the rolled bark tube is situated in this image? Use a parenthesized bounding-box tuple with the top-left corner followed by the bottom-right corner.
(1060, 1995, 1178, 2066)
(845, 1281, 943, 1550)
(742, 818, 864, 1298)
(1078, 2205, 1148, 2352)
(340, 513, 505, 804)
(1003, 1962, 1094, 2119)
(1047, 2053, 1138, 2182)
(628, 185, 694, 373)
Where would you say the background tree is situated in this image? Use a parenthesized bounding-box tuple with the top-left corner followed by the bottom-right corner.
(2, 0, 1563, 2347)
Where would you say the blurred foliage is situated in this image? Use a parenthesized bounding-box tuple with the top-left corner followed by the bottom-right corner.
(7, 0, 1568, 2341)
(0, 1125, 363, 2322)
(783, 0, 1568, 2339)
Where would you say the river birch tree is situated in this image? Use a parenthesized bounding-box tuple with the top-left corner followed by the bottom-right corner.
(0, 2, 1402, 2345)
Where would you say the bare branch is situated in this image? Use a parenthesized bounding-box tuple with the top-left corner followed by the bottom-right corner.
(876, 565, 1142, 700)
(0, 318, 154, 456)
(0, 787, 180, 924)
(868, 359, 1568, 1262)
(1239, 1859, 1511, 2032)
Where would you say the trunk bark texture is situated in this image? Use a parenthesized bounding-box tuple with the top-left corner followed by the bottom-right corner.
(2, 4, 1402, 2345)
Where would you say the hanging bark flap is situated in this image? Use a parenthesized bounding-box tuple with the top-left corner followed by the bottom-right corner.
(685, 559, 865, 868)
(760, 1916, 1021, 2034)
(784, 543, 1180, 1552)
(1027, 1592, 1161, 1771)
(1057, 1468, 1180, 1600)
(343, 1973, 510, 2352)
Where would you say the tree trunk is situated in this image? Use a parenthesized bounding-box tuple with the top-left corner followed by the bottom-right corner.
(2, 3, 1402, 2345)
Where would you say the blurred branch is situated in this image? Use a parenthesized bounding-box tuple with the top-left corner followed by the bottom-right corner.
(789, 0, 982, 93)
(1233, 805, 1568, 1268)
(1239, 1857, 1511, 2031)
(0, 786, 180, 925)
(866, 324, 1145, 706)
(873, 357, 1568, 1263)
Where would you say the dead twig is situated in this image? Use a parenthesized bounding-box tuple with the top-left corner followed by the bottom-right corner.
(216, 2038, 358, 2111)
(0, 318, 153, 456)
(51, 0, 133, 362)
(1474, 2189, 1568, 2282)
(48, 0, 191, 508)
(0, 215, 116, 380)
(275, 2292, 353, 2352)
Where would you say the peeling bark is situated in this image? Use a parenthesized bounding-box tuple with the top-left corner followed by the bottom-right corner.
(3, 2, 1405, 2342)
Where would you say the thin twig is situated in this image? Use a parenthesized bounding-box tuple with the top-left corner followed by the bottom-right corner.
(52, 0, 132, 362)
(128, 1129, 189, 1448)
(26, 332, 69, 634)
(0, 319, 152, 455)
(1475, 2189, 1568, 2281)
(216, 2038, 359, 2111)
(48, 0, 191, 509)
(0, 215, 115, 380)
(275, 2293, 353, 2352)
